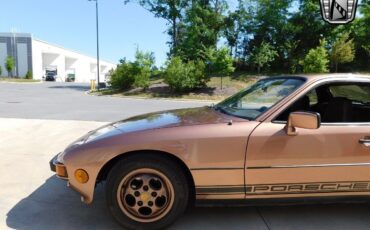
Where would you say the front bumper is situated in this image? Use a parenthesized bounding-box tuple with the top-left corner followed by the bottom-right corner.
(49, 152, 95, 204)
(50, 153, 68, 180)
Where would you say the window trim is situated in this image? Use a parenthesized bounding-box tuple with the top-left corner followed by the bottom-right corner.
(273, 120, 370, 126)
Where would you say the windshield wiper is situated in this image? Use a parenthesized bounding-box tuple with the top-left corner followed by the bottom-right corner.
(215, 105, 256, 120)
(214, 105, 237, 117)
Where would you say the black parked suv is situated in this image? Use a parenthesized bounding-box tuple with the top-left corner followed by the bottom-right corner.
(45, 72, 56, 81)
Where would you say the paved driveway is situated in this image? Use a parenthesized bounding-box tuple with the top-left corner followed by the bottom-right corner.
(1, 82, 370, 230)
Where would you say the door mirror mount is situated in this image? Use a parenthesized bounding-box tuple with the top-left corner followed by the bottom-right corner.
(285, 111, 321, 136)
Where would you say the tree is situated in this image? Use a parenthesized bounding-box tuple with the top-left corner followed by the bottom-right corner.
(363, 45, 370, 56)
(205, 46, 235, 89)
(223, 0, 251, 59)
(330, 32, 355, 72)
(132, 49, 156, 88)
(0, 65, 2, 77)
(249, 41, 278, 74)
(300, 40, 329, 73)
(176, 0, 228, 61)
(125, 0, 188, 55)
(350, 1, 370, 69)
(205, 47, 234, 75)
(287, 0, 330, 58)
(5, 56, 14, 77)
(239, 0, 293, 69)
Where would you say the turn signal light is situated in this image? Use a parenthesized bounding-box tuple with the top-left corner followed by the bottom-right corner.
(55, 164, 68, 178)
(75, 169, 89, 184)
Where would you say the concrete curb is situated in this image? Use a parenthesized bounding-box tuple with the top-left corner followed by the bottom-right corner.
(0, 81, 43, 85)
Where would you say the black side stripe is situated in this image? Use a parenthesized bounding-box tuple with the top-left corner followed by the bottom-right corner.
(191, 167, 244, 171)
(245, 189, 370, 196)
(196, 186, 245, 194)
(191, 163, 370, 171)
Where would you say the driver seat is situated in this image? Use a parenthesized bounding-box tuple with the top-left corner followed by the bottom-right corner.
(322, 97, 353, 122)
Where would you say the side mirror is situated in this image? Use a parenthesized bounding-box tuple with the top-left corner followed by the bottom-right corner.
(285, 111, 321, 136)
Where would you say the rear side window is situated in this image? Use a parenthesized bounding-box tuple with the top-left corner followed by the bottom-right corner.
(275, 82, 370, 123)
(329, 84, 370, 103)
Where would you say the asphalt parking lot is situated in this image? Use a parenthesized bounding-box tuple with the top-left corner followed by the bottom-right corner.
(2, 82, 370, 230)
(0, 82, 207, 121)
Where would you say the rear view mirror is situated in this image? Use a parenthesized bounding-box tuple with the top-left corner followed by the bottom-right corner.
(285, 111, 321, 136)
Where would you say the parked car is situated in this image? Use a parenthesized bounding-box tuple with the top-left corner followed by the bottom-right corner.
(45, 72, 56, 81)
(50, 74, 370, 229)
(66, 74, 75, 82)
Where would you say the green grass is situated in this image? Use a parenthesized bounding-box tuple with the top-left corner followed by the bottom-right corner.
(0, 77, 40, 83)
(93, 75, 259, 101)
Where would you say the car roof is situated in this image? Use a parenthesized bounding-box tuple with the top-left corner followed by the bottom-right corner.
(266, 73, 370, 83)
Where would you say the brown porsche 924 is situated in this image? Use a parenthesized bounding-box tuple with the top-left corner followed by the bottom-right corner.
(51, 74, 370, 229)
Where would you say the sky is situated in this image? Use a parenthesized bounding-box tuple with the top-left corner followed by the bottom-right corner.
(0, 0, 171, 66)
(1, 0, 241, 66)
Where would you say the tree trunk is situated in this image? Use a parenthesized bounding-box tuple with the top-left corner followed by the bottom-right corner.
(234, 45, 237, 59)
(234, 31, 239, 59)
(335, 62, 338, 73)
(172, 16, 177, 54)
(214, 0, 219, 13)
(257, 66, 261, 74)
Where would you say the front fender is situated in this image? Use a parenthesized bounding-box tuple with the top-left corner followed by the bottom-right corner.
(63, 129, 189, 204)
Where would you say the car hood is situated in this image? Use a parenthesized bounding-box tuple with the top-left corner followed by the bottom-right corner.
(61, 106, 244, 159)
(69, 106, 241, 148)
(111, 106, 239, 133)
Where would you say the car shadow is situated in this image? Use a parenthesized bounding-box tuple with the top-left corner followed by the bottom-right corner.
(48, 84, 90, 92)
(6, 176, 121, 230)
(6, 176, 370, 230)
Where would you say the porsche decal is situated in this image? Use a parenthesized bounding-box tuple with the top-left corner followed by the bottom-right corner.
(196, 182, 370, 195)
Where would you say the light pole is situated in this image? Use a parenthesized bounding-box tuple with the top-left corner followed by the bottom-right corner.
(89, 0, 100, 90)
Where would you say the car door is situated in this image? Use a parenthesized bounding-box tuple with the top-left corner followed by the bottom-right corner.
(244, 79, 370, 199)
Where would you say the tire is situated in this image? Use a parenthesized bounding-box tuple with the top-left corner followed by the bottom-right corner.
(105, 153, 190, 230)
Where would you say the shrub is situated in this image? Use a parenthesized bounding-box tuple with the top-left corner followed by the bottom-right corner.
(164, 57, 208, 92)
(300, 40, 329, 73)
(110, 60, 136, 90)
(25, 70, 33, 79)
(128, 64, 151, 89)
(109, 50, 155, 90)
(5, 56, 14, 77)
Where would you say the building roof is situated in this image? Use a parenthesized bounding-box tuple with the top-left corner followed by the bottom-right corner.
(0, 32, 116, 65)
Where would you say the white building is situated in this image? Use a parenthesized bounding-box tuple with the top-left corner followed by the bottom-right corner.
(0, 33, 116, 83)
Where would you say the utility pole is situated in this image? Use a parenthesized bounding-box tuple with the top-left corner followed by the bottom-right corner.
(89, 0, 100, 90)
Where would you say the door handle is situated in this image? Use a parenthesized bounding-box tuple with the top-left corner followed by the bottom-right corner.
(359, 137, 370, 147)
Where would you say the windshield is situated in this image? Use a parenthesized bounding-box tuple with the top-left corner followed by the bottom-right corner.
(215, 77, 305, 120)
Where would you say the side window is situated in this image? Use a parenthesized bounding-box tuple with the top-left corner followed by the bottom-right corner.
(306, 90, 318, 106)
(275, 82, 370, 123)
(329, 85, 370, 103)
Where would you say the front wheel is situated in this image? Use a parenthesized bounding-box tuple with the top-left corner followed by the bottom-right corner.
(106, 154, 189, 230)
